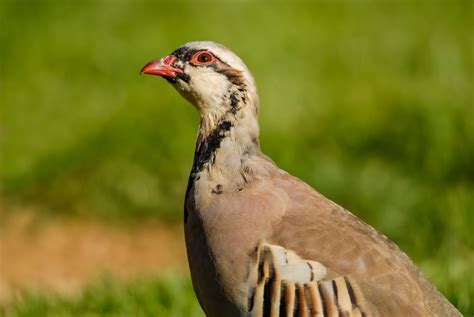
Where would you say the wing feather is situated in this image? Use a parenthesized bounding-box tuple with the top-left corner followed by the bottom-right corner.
(247, 243, 368, 317)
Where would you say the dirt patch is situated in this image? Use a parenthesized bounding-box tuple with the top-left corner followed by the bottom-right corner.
(0, 209, 188, 303)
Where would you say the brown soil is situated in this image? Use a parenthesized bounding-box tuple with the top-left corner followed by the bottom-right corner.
(0, 208, 188, 303)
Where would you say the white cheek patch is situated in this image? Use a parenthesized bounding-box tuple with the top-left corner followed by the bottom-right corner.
(188, 68, 230, 109)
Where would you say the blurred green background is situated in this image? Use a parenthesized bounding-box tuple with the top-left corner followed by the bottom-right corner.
(1, 0, 473, 315)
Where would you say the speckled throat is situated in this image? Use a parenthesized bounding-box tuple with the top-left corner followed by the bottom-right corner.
(191, 82, 260, 176)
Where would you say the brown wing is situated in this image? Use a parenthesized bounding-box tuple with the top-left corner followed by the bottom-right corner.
(261, 168, 460, 317)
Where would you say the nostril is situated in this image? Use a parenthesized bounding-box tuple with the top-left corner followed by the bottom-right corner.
(163, 55, 177, 65)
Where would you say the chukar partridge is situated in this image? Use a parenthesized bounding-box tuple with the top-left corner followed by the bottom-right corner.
(141, 41, 460, 317)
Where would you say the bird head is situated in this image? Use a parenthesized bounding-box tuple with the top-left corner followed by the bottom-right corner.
(141, 41, 258, 121)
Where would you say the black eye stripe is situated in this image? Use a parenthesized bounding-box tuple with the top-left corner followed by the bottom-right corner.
(171, 46, 199, 61)
(171, 46, 230, 67)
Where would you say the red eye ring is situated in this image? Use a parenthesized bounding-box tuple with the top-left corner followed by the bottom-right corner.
(191, 51, 216, 65)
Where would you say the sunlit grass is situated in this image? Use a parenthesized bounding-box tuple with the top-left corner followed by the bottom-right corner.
(1, 276, 204, 317)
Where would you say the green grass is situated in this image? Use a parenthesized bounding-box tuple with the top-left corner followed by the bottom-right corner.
(1, 276, 204, 317)
(0, 0, 473, 314)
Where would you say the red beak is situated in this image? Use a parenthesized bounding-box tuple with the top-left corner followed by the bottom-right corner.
(140, 55, 184, 78)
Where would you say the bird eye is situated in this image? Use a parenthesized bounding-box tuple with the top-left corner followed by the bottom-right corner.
(198, 54, 210, 63)
(192, 51, 216, 65)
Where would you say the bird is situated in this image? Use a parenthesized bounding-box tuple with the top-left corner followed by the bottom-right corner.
(140, 41, 461, 317)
